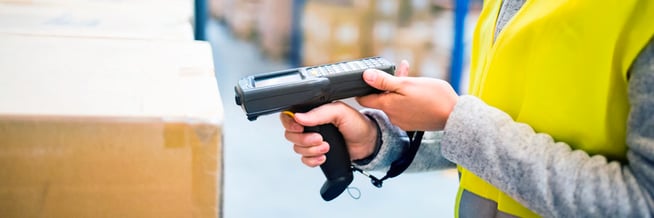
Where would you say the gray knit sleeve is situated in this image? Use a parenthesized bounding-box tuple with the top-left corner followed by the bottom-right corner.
(352, 108, 455, 172)
(440, 40, 654, 217)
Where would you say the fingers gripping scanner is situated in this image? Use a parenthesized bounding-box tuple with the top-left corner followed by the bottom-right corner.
(234, 57, 395, 201)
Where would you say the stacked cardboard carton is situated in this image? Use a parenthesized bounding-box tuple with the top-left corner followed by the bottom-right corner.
(0, 1, 223, 217)
(257, 0, 293, 59)
(222, 0, 260, 40)
(213, 0, 293, 60)
(378, 4, 454, 79)
(209, 0, 227, 20)
(301, 0, 374, 66)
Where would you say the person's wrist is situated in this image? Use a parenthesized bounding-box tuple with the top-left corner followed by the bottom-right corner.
(352, 115, 382, 165)
(432, 85, 459, 130)
(442, 95, 459, 128)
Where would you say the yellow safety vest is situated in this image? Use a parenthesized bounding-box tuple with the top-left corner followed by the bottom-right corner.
(459, 0, 654, 217)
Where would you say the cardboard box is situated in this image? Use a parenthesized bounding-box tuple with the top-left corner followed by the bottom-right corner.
(0, 34, 223, 217)
(223, 0, 260, 40)
(209, 0, 226, 19)
(0, 2, 193, 40)
(257, 0, 292, 59)
(301, 1, 373, 65)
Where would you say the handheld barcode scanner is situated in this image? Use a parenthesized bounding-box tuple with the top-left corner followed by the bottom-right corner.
(234, 57, 395, 201)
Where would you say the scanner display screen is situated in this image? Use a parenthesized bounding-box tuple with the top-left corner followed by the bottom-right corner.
(254, 72, 302, 87)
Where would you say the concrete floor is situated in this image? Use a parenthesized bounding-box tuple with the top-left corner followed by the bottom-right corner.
(207, 19, 459, 218)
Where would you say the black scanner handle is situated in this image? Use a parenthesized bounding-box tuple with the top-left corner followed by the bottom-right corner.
(304, 124, 353, 201)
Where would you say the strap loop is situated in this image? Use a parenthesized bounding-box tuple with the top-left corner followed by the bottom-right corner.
(352, 131, 424, 188)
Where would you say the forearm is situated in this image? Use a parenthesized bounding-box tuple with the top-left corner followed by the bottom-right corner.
(441, 96, 654, 217)
(352, 109, 455, 172)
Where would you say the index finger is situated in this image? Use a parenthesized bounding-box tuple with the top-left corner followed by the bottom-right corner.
(280, 111, 303, 132)
(396, 60, 410, 77)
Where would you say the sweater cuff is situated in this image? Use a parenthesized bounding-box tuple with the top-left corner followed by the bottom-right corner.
(353, 109, 408, 172)
(352, 114, 383, 165)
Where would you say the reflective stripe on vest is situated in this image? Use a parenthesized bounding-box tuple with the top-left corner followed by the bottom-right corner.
(456, 0, 654, 217)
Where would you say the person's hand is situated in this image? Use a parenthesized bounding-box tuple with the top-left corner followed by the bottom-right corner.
(356, 63, 458, 131)
(278, 59, 413, 168)
(280, 102, 378, 167)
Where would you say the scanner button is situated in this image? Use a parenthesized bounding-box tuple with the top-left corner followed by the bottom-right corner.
(348, 62, 358, 70)
(327, 66, 335, 74)
(341, 63, 350, 71)
(337, 64, 344, 71)
(354, 61, 364, 69)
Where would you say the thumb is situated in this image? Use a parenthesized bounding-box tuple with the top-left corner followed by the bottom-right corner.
(363, 69, 402, 92)
(292, 102, 346, 127)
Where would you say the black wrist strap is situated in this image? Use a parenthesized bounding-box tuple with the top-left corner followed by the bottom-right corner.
(352, 130, 424, 188)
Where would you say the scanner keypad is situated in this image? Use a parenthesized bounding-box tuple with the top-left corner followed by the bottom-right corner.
(307, 57, 390, 77)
